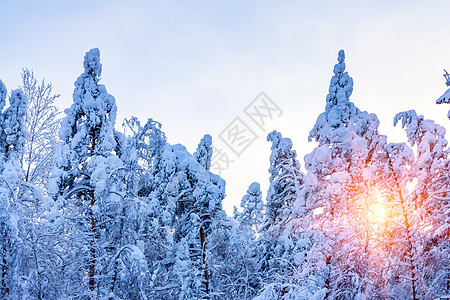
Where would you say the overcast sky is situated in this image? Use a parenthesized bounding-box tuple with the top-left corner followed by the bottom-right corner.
(1, 0, 450, 214)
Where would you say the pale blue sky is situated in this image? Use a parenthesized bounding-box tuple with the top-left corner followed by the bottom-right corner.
(1, 1, 450, 213)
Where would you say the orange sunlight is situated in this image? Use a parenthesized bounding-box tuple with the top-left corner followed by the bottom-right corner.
(368, 191, 388, 232)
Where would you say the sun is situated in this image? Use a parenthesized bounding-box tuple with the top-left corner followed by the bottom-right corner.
(368, 191, 388, 226)
(369, 202, 387, 224)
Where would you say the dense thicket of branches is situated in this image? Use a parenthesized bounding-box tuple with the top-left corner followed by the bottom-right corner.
(1, 48, 449, 299)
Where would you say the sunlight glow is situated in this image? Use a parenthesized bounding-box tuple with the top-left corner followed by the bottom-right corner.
(368, 191, 388, 226)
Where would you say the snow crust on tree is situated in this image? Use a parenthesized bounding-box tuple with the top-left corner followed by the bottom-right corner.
(45, 48, 140, 299)
(156, 142, 226, 298)
(50, 48, 119, 201)
(295, 50, 391, 299)
(58, 47, 117, 153)
(255, 130, 309, 298)
(240, 182, 264, 223)
(194, 134, 212, 171)
(0, 81, 29, 299)
(20, 69, 60, 187)
(0, 80, 7, 112)
(437, 70, 450, 119)
(393, 110, 450, 298)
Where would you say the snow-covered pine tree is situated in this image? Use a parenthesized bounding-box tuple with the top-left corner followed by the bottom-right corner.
(191, 134, 230, 298)
(3, 88, 28, 162)
(0, 81, 17, 299)
(436, 69, 450, 119)
(0, 176, 19, 299)
(0, 84, 29, 299)
(48, 48, 134, 299)
(194, 134, 212, 171)
(239, 182, 264, 229)
(122, 116, 167, 197)
(265, 130, 304, 221)
(256, 130, 305, 297)
(227, 182, 263, 299)
(427, 70, 450, 297)
(152, 141, 226, 299)
(304, 50, 387, 299)
(121, 116, 171, 297)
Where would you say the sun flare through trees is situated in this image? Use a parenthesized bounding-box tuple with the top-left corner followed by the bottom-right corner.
(0, 48, 449, 299)
(368, 191, 388, 230)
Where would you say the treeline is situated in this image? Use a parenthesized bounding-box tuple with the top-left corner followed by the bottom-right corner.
(0, 48, 449, 299)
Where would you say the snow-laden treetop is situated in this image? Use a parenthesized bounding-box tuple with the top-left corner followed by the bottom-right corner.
(194, 134, 213, 171)
(309, 49, 362, 145)
(327, 49, 353, 110)
(59, 48, 117, 155)
(83, 48, 102, 81)
(436, 70, 450, 119)
(0, 80, 7, 112)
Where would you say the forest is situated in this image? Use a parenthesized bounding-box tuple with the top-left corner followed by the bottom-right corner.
(0, 48, 449, 299)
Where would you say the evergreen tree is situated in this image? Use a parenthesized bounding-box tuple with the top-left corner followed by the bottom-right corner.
(239, 182, 264, 228)
(194, 134, 212, 171)
(48, 48, 135, 299)
(0, 84, 29, 299)
(227, 182, 263, 299)
(122, 116, 167, 197)
(122, 116, 171, 297)
(303, 50, 387, 299)
(436, 69, 450, 119)
(152, 141, 226, 299)
(257, 130, 305, 298)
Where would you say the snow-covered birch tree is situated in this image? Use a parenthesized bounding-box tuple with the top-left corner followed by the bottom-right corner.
(391, 110, 450, 298)
(20, 69, 60, 186)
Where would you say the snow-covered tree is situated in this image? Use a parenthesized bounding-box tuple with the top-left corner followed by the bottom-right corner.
(20, 69, 60, 186)
(436, 69, 450, 119)
(392, 110, 450, 298)
(0, 83, 28, 299)
(149, 141, 227, 299)
(256, 130, 305, 298)
(301, 49, 388, 299)
(194, 134, 212, 171)
(9, 70, 64, 299)
(121, 116, 172, 297)
(226, 182, 263, 299)
(122, 116, 166, 197)
(48, 48, 141, 299)
(265, 130, 304, 221)
(239, 182, 264, 228)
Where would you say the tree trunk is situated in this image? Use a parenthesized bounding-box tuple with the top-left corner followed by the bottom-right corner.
(1, 245, 8, 297)
(89, 132, 98, 295)
(200, 226, 209, 298)
(89, 190, 96, 294)
(398, 186, 418, 300)
(324, 255, 332, 299)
